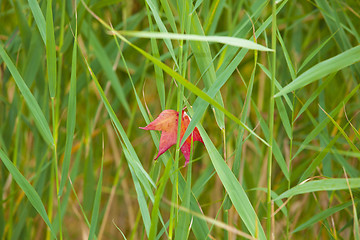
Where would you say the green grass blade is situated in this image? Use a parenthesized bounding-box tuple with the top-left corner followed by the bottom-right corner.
(0, 45, 54, 147)
(294, 73, 334, 122)
(275, 97, 292, 139)
(298, 31, 337, 73)
(197, 125, 266, 240)
(0, 149, 57, 239)
(148, 157, 172, 240)
(28, 0, 46, 43)
(59, 27, 77, 196)
(292, 201, 354, 233)
(258, 63, 293, 110)
(253, 102, 289, 180)
(275, 45, 360, 97)
(320, 105, 360, 154)
(46, 0, 57, 98)
(277, 28, 296, 80)
(276, 178, 360, 200)
(120, 31, 274, 51)
(122, 143, 151, 236)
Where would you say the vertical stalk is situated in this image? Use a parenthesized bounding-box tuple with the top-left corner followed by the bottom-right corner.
(286, 92, 296, 238)
(52, 98, 63, 240)
(267, 0, 277, 239)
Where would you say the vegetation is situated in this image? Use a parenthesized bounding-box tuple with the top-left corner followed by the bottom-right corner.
(0, 0, 359, 239)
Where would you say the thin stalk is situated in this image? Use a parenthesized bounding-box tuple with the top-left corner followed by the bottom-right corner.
(46, 156, 55, 240)
(51, 98, 62, 240)
(267, 0, 277, 239)
(286, 92, 296, 238)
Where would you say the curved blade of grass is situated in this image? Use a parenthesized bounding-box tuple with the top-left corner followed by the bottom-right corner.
(298, 31, 337, 73)
(46, 0, 57, 98)
(258, 63, 293, 110)
(276, 178, 360, 200)
(59, 26, 77, 196)
(294, 72, 334, 122)
(197, 125, 266, 239)
(274, 45, 360, 97)
(277, 29, 296, 80)
(293, 201, 354, 233)
(148, 156, 172, 240)
(253, 102, 289, 180)
(0, 149, 56, 239)
(0, 45, 54, 147)
(120, 31, 274, 51)
(113, 220, 128, 240)
(122, 142, 151, 236)
(28, 0, 46, 43)
(319, 105, 360, 154)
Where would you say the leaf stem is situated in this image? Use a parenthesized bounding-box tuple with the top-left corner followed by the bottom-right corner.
(267, 0, 277, 239)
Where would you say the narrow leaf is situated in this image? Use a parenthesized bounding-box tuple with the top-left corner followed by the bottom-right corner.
(198, 125, 266, 239)
(46, 0, 57, 98)
(293, 201, 354, 233)
(0, 45, 54, 146)
(59, 26, 77, 195)
(28, 0, 46, 43)
(120, 31, 274, 51)
(275, 45, 360, 97)
(276, 178, 360, 200)
(0, 149, 56, 239)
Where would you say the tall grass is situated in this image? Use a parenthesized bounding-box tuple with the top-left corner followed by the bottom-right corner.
(0, 0, 359, 239)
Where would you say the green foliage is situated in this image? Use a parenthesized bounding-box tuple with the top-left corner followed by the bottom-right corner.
(0, 0, 359, 239)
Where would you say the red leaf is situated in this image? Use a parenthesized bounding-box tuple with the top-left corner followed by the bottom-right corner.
(140, 109, 203, 165)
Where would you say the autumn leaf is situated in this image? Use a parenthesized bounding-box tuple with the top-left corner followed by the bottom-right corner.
(140, 109, 203, 165)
